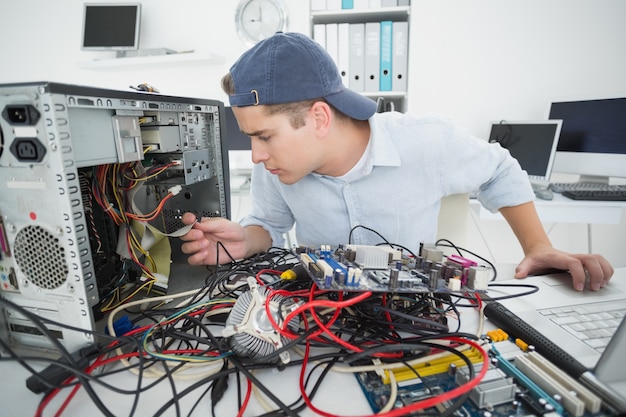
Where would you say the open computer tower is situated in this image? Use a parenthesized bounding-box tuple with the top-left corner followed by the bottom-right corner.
(0, 82, 229, 355)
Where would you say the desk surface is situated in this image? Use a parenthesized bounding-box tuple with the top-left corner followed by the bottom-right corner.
(2, 267, 624, 417)
(470, 193, 626, 224)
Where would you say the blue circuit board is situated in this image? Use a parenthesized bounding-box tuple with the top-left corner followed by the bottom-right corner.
(354, 338, 616, 417)
(296, 244, 492, 294)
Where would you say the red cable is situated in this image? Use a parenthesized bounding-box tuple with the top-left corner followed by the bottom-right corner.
(236, 378, 253, 417)
(298, 336, 489, 417)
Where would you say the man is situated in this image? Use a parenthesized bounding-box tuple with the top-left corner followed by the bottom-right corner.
(180, 32, 613, 291)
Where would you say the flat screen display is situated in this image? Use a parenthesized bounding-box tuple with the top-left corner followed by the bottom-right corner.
(82, 3, 141, 50)
(548, 96, 626, 181)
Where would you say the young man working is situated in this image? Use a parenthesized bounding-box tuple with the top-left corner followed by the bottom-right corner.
(180, 32, 613, 292)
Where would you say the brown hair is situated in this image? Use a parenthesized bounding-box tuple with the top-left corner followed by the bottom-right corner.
(221, 72, 348, 129)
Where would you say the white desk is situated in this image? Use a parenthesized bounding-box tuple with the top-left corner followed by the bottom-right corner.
(469, 193, 626, 224)
(2, 268, 625, 417)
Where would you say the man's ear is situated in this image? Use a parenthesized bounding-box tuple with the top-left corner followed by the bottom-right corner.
(310, 101, 332, 135)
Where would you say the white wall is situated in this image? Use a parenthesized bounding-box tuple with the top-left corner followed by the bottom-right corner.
(408, 1, 626, 137)
(404, 1, 626, 268)
(1, 0, 625, 268)
(0, 0, 310, 102)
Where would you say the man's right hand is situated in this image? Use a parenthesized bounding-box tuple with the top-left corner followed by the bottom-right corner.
(179, 212, 249, 265)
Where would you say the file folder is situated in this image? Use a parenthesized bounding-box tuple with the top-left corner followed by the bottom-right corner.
(349, 23, 365, 92)
(392, 21, 408, 91)
(310, 0, 326, 10)
(364, 22, 380, 92)
(326, 0, 342, 9)
(379, 20, 393, 91)
(313, 24, 326, 49)
(337, 23, 351, 87)
(326, 23, 339, 66)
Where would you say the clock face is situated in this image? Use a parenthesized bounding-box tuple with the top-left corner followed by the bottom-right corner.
(236, 0, 287, 45)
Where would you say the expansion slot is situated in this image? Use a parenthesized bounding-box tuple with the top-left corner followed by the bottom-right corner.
(490, 344, 564, 415)
(516, 351, 602, 416)
(382, 347, 483, 384)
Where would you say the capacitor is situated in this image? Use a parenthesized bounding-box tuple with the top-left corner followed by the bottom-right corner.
(389, 268, 399, 290)
(448, 362, 457, 376)
(334, 268, 346, 286)
(429, 269, 439, 291)
(423, 260, 433, 273)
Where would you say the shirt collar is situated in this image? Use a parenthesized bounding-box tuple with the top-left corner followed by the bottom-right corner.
(312, 113, 401, 182)
(368, 113, 401, 167)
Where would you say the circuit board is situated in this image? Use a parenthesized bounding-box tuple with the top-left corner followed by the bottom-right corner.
(296, 244, 492, 294)
(354, 337, 616, 417)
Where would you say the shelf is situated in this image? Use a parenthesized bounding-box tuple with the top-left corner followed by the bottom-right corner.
(78, 51, 225, 70)
(311, 6, 410, 24)
(311, 6, 410, 112)
(361, 91, 405, 99)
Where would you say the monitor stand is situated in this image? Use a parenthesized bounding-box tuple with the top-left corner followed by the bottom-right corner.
(116, 48, 177, 58)
(576, 175, 611, 185)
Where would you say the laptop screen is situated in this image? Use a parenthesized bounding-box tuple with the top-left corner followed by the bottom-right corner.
(488, 120, 562, 183)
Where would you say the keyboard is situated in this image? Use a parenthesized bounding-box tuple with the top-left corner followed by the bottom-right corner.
(561, 190, 626, 201)
(549, 182, 626, 193)
(538, 299, 626, 353)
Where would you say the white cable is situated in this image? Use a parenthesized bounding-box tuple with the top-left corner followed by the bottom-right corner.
(106, 287, 229, 379)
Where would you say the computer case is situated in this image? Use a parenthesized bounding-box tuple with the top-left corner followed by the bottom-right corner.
(0, 82, 229, 355)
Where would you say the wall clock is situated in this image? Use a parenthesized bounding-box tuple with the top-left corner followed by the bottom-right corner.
(235, 0, 288, 45)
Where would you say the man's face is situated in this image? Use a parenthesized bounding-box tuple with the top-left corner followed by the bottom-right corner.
(231, 105, 323, 185)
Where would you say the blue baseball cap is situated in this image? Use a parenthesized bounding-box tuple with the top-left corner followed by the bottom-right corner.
(228, 32, 377, 121)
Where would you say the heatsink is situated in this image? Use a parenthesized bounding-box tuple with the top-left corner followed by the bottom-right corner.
(223, 277, 299, 364)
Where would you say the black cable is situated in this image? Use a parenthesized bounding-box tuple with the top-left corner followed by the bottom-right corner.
(257, 355, 343, 417)
(484, 282, 540, 300)
(435, 238, 498, 281)
(348, 224, 392, 246)
(150, 366, 239, 417)
(0, 297, 116, 417)
(227, 356, 300, 417)
(209, 361, 230, 417)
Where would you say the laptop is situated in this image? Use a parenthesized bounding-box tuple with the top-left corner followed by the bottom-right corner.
(488, 120, 563, 188)
(486, 268, 626, 412)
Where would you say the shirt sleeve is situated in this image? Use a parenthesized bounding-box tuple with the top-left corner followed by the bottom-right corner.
(238, 163, 295, 247)
(433, 119, 535, 212)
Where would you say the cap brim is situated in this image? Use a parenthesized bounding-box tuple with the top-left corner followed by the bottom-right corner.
(325, 89, 377, 121)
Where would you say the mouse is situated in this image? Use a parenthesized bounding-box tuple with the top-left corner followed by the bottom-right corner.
(534, 188, 554, 200)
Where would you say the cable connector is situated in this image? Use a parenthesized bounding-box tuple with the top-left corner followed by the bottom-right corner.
(211, 361, 229, 405)
(26, 344, 102, 394)
(168, 185, 182, 196)
(105, 315, 136, 336)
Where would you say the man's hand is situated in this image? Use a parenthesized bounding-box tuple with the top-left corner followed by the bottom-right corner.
(514, 244, 614, 291)
(179, 213, 248, 265)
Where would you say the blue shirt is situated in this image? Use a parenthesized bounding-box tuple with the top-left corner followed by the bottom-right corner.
(239, 112, 534, 253)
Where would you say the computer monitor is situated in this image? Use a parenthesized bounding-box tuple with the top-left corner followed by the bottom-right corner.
(81, 3, 141, 51)
(488, 120, 563, 183)
(548, 96, 626, 183)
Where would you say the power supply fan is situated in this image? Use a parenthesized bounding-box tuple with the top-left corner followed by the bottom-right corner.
(223, 277, 299, 364)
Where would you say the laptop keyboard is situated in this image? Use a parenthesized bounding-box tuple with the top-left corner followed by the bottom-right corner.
(538, 299, 626, 353)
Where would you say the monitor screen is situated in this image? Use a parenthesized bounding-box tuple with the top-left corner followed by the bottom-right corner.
(488, 120, 563, 182)
(548, 96, 626, 182)
(81, 3, 141, 51)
